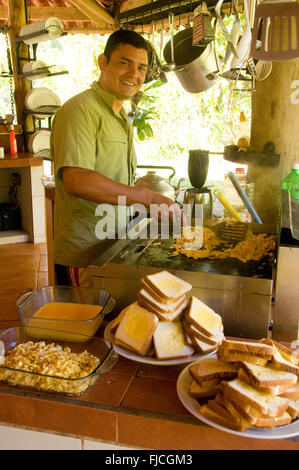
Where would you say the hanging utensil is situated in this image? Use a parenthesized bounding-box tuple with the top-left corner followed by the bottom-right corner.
(167, 12, 176, 71)
(250, 1, 299, 61)
(255, 60, 272, 80)
(230, 0, 252, 69)
(213, 0, 239, 58)
(192, 2, 215, 46)
(224, 0, 241, 64)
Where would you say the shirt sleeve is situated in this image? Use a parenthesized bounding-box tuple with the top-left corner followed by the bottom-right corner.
(52, 95, 100, 180)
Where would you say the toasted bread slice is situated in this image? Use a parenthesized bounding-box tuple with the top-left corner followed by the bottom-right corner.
(220, 379, 290, 418)
(199, 404, 249, 432)
(186, 296, 223, 338)
(221, 339, 275, 357)
(239, 361, 297, 387)
(190, 335, 218, 355)
(238, 368, 296, 396)
(140, 277, 186, 306)
(143, 271, 192, 302)
(139, 288, 187, 312)
(188, 357, 238, 384)
(189, 379, 221, 398)
(281, 382, 299, 399)
(207, 395, 252, 431)
(217, 348, 270, 367)
(271, 350, 299, 376)
(153, 321, 194, 360)
(138, 296, 188, 322)
(115, 302, 159, 356)
(287, 398, 299, 419)
(260, 338, 299, 366)
(222, 394, 292, 429)
(183, 319, 224, 346)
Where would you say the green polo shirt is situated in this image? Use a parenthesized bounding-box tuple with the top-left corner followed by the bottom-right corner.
(51, 81, 137, 267)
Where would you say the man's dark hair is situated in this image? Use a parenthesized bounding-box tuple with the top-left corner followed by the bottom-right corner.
(104, 29, 150, 63)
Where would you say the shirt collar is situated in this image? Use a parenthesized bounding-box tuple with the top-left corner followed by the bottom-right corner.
(90, 81, 129, 122)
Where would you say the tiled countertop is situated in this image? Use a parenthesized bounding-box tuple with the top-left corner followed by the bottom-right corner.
(0, 321, 298, 450)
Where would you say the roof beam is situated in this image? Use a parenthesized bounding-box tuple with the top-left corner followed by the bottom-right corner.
(0, 6, 93, 23)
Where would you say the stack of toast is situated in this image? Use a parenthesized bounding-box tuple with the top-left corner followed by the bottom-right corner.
(108, 270, 224, 360)
(187, 338, 299, 432)
(138, 270, 191, 322)
(182, 296, 224, 355)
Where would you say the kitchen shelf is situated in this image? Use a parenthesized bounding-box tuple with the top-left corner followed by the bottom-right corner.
(25, 105, 60, 117)
(0, 73, 13, 78)
(19, 65, 68, 80)
(17, 30, 67, 46)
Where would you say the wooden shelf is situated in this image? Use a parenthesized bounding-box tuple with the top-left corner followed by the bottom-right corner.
(0, 152, 43, 168)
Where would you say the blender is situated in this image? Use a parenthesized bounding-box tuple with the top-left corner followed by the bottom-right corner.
(183, 149, 213, 219)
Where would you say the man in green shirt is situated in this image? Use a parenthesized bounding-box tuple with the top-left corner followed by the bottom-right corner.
(51, 29, 182, 287)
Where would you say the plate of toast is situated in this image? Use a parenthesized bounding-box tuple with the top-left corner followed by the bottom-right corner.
(177, 338, 299, 438)
(104, 270, 224, 365)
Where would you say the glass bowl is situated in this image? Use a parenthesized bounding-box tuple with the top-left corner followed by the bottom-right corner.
(0, 326, 118, 396)
(17, 285, 116, 342)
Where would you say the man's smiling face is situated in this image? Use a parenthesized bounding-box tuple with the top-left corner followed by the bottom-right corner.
(98, 43, 148, 101)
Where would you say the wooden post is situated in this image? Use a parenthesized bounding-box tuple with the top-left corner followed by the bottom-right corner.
(249, 59, 299, 223)
(7, 0, 33, 129)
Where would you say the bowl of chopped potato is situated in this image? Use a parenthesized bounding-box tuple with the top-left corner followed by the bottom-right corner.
(0, 326, 118, 396)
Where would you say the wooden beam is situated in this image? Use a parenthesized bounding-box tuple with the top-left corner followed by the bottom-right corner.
(0, 6, 91, 22)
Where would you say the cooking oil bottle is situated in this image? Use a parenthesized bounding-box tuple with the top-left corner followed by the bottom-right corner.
(236, 112, 250, 150)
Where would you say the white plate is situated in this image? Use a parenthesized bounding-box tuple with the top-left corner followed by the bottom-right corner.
(176, 357, 299, 440)
(25, 87, 61, 111)
(27, 130, 51, 153)
(104, 323, 216, 366)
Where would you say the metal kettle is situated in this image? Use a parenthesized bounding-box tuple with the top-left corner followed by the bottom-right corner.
(134, 165, 184, 201)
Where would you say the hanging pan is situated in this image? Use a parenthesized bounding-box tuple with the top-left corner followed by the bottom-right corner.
(163, 27, 219, 93)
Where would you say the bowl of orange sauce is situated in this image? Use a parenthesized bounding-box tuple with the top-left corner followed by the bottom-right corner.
(17, 286, 116, 342)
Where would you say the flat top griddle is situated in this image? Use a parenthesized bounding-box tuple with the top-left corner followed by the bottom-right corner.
(110, 235, 275, 279)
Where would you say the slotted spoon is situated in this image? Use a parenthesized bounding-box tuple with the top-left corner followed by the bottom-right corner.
(250, 1, 299, 61)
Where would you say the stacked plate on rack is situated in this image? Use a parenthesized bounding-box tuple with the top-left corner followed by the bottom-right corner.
(27, 130, 51, 154)
(25, 87, 61, 118)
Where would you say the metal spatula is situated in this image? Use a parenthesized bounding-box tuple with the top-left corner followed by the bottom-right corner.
(250, 1, 299, 61)
(212, 189, 248, 243)
(211, 219, 249, 244)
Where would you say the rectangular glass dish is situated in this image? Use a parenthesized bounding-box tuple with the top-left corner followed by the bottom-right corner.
(0, 326, 118, 396)
(17, 286, 116, 342)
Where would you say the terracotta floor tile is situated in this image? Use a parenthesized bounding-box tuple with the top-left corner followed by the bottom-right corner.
(38, 254, 48, 272)
(37, 272, 49, 288)
(0, 255, 40, 277)
(121, 376, 189, 415)
(0, 242, 41, 256)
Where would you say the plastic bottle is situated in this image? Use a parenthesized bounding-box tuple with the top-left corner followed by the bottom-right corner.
(223, 168, 254, 222)
(236, 112, 250, 149)
(290, 181, 299, 240)
(281, 163, 299, 193)
(9, 125, 18, 157)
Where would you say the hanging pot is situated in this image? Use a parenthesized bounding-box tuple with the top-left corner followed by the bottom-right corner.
(163, 27, 219, 93)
